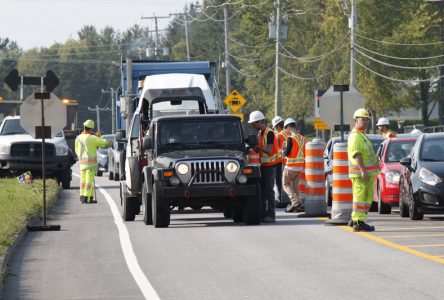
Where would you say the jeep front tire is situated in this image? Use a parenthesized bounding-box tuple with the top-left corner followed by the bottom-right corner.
(152, 182, 170, 228)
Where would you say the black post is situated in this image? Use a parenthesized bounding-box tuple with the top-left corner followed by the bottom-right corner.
(340, 90, 344, 142)
(27, 90, 61, 232)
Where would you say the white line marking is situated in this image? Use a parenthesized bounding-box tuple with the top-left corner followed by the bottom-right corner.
(73, 173, 160, 300)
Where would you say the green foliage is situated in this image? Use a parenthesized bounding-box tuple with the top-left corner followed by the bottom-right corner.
(0, 178, 60, 256)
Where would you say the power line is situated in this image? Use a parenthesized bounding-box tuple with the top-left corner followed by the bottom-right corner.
(278, 64, 344, 81)
(356, 48, 444, 70)
(354, 42, 444, 60)
(354, 33, 444, 46)
(353, 57, 443, 83)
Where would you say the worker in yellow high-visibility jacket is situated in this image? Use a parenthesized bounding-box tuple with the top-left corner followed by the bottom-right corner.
(348, 108, 380, 232)
(75, 119, 111, 204)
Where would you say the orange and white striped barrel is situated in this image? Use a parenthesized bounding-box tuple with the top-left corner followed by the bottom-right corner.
(247, 148, 260, 166)
(304, 140, 328, 216)
(330, 142, 352, 223)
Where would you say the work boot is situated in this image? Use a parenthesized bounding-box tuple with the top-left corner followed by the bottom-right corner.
(88, 197, 97, 204)
(285, 203, 303, 213)
(353, 221, 375, 232)
(80, 196, 86, 204)
(348, 219, 354, 227)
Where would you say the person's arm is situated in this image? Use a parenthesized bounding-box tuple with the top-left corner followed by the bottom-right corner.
(354, 153, 369, 181)
(284, 137, 293, 157)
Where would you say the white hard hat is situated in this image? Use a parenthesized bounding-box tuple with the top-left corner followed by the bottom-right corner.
(248, 111, 265, 123)
(284, 118, 296, 128)
(376, 117, 390, 126)
(271, 116, 284, 127)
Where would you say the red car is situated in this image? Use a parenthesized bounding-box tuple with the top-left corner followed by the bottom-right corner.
(374, 136, 417, 214)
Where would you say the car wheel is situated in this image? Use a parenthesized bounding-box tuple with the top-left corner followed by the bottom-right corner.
(96, 170, 103, 177)
(223, 207, 232, 219)
(142, 183, 153, 225)
(377, 184, 391, 214)
(232, 204, 244, 223)
(409, 187, 424, 220)
(243, 181, 261, 225)
(114, 163, 120, 181)
(122, 194, 137, 221)
(58, 169, 71, 190)
(399, 178, 409, 218)
(108, 170, 114, 180)
(325, 176, 332, 206)
(152, 182, 170, 228)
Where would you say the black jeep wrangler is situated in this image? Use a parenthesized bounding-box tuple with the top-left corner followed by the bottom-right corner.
(121, 114, 262, 228)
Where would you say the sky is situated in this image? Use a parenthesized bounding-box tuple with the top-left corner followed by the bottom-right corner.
(1, 0, 193, 50)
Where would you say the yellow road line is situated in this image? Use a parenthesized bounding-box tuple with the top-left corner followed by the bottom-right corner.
(377, 226, 444, 231)
(434, 255, 444, 257)
(379, 234, 444, 238)
(339, 226, 444, 265)
(403, 244, 444, 248)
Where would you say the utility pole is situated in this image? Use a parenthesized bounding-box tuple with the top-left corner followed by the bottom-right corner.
(275, 0, 282, 117)
(101, 88, 116, 133)
(170, 11, 191, 61)
(88, 105, 111, 133)
(141, 15, 170, 60)
(126, 59, 132, 133)
(350, 0, 357, 87)
(224, 5, 231, 97)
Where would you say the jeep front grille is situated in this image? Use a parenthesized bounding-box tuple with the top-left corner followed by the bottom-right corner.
(190, 160, 225, 184)
(11, 143, 55, 158)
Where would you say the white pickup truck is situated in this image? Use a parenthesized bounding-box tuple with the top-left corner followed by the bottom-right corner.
(0, 115, 75, 189)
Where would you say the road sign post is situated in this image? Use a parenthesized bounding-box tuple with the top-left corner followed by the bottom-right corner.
(5, 70, 62, 232)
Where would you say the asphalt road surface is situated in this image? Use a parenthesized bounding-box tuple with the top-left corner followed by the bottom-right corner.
(2, 165, 444, 300)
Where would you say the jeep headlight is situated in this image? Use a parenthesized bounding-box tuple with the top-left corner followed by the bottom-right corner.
(55, 144, 69, 156)
(226, 161, 239, 173)
(177, 163, 189, 175)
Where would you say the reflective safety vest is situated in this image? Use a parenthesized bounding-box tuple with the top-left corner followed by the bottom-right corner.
(258, 127, 279, 166)
(275, 130, 289, 163)
(247, 148, 260, 165)
(285, 133, 306, 168)
(75, 131, 109, 170)
(382, 130, 396, 138)
(347, 129, 379, 178)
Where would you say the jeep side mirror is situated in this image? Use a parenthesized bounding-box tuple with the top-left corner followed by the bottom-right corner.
(115, 129, 127, 142)
(142, 136, 152, 151)
(246, 134, 258, 146)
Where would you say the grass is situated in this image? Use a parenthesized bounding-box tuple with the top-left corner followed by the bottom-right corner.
(0, 178, 60, 257)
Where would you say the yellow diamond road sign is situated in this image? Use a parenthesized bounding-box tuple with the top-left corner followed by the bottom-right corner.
(224, 89, 247, 113)
(314, 118, 330, 130)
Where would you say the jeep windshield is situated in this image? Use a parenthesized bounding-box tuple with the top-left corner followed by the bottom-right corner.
(158, 118, 243, 150)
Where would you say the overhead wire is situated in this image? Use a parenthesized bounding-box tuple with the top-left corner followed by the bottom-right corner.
(354, 33, 444, 46)
(356, 48, 444, 70)
(226, 51, 274, 62)
(278, 64, 344, 81)
(354, 42, 444, 60)
(228, 61, 274, 78)
(352, 57, 442, 83)
(279, 35, 349, 63)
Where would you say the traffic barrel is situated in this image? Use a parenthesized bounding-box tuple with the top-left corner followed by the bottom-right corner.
(303, 140, 328, 216)
(327, 142, 352, 224)
(247, 148, 260, 165)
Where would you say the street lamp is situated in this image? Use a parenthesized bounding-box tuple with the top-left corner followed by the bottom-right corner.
(425, 0, 444, 125)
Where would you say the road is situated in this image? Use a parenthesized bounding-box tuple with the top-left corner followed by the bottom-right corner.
(2, 165, 444, 300)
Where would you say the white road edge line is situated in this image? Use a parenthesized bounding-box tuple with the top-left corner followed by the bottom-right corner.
(73, 173, 160, 300)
